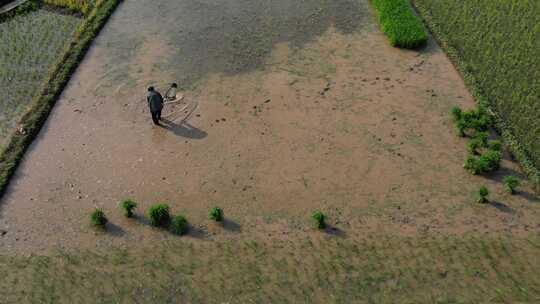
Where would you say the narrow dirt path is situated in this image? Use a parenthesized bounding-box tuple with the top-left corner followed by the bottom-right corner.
(1, 0, 538, 253)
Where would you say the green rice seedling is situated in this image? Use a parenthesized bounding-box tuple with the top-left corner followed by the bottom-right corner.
(488, 140, 502, 152)
(312, 211, 327, 229)
(120, 199, 137, 218)
(208, 207, 223, 222)
(467, 138, 483, 155)
(90, 208, 107, 227)
(371, 0, 428, 48)
(477, 186, 489, 204)
(148, 204, 170, 227)
(472, 132, 489, 146)
(451, 106, 462, 122)
(479, 150, 502, 172)
(464, 155, 482, 175)
(503, 176, 520, 194)
(170, 214, 188, 235)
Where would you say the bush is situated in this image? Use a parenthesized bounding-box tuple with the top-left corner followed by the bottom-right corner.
(170, 215, 188, 235)
(90, 208, 107, 227)
(120, 199, 137, 218)
(148, 204, 170, 227)
(477, 186, 489, 204)
(503, 176, 520, 194)
(371, 0, 428, 48)
(208, 207, 223, 222)
(312, 211, 327, 229)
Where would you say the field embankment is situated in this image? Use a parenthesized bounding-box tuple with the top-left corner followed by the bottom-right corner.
(413, 0, 540, 187)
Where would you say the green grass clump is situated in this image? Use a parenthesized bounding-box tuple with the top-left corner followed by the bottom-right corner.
(148, 204, 170, 227)
(415, 0, 540, 181)
(503, 176, 520, 195)
(120, 199, 137, 218)
(477, 186, 489, 204)
(451, 106, 491, 137)
(371, 0, 428, 48)
(312, 211, 327, 229)
(90, 208, 107, 227)
(208, 207, 223, 222)
(170, 215, 188, 235)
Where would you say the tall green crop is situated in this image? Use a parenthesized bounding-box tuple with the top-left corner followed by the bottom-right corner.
(414, 0, 540, 178)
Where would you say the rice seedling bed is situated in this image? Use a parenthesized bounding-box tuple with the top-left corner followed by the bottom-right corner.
(0, 9, 81, 148)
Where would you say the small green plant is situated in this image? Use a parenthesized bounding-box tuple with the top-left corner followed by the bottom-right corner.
(208, 207, 223, 222)
(312, 211, 326, 229)
(488, 140, 502, 152)
(451, 106, 462, 122)
(464, 154, 485, 175)
(477, 186, 489, 204)
(148, 204, 171, 227)
(120, 199, 137, 218)
(503, 176, 520, 194)
(170, 214, 188, 235)
(467, 138, 483, 155)
(472, 131, 489, 146)
(90, 208, 107, 227)
(479, 149, 502, 171)
(452, 106, 492, 137)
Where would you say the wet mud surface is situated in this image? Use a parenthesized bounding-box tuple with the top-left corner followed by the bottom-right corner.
(1, 0, 539, 253)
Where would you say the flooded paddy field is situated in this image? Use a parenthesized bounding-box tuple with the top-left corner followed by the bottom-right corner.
(0, 0, 539, 301)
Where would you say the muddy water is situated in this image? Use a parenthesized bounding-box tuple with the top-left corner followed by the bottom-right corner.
(1, 0, 539, 253)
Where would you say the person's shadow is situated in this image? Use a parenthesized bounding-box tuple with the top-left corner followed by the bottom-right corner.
(160, 118, 207, 139)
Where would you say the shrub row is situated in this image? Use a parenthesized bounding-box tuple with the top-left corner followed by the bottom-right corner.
(370, 0, 428, 49)
(0, 0, 122, 199)
(413, 0, 540, 192)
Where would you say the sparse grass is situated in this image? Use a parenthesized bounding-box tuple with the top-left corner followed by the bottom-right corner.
(503, 176, 520, 195)
(170, 214, 188, 235)
(312, 210, 326, 229)
(371, 0, 428, 48)
(1, 236, 540, 302)
(148, 204, 170, 227)
(120, 199, 137, 218)
(90, 208, 107, 226)
(208, 206, 223, 222)
(477, 186, 489, 204)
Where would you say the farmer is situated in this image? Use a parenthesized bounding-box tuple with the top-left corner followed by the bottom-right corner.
(165, 82, 178, 101)
(147, 86, 164, 125)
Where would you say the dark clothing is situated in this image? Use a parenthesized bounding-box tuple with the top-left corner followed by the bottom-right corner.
(147, 91, 164, 113)
(151, 109, 162, 125)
